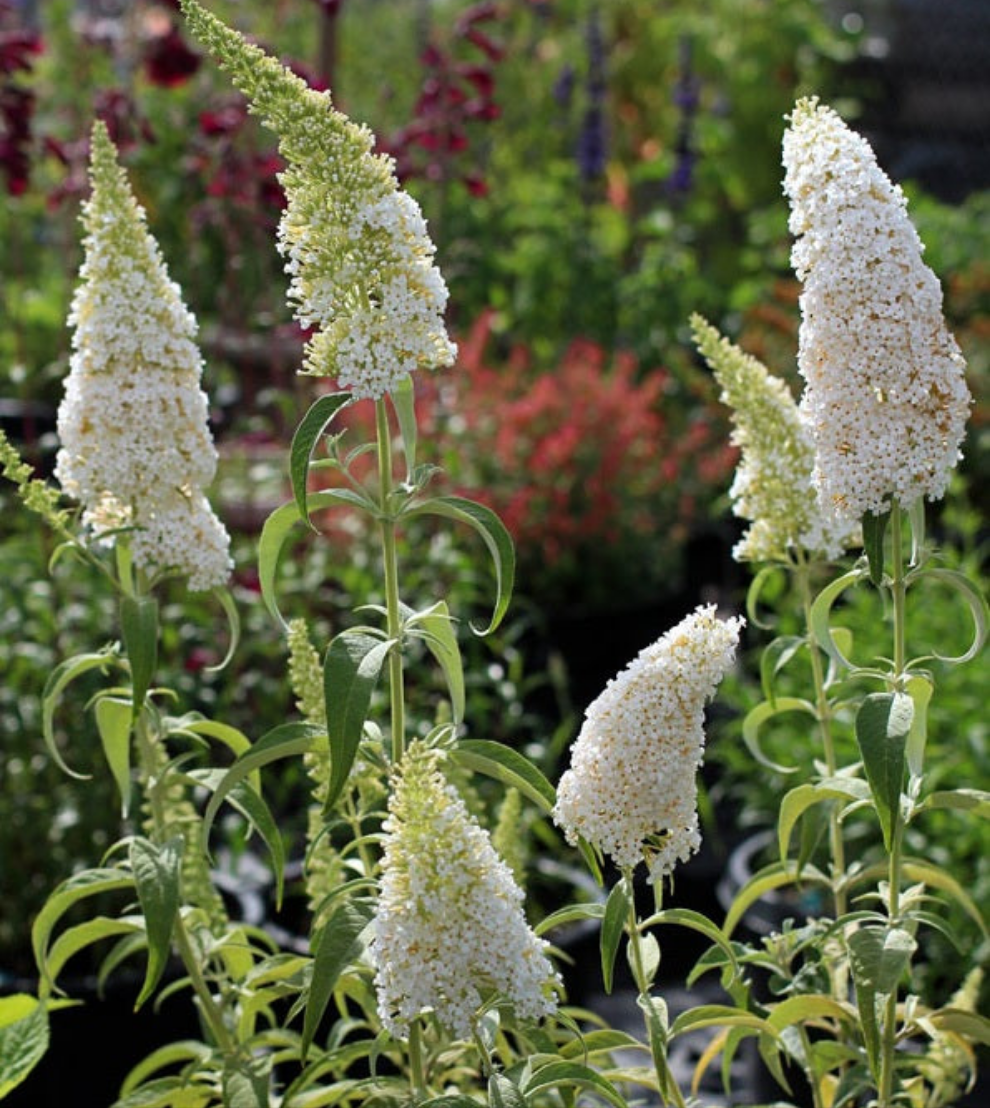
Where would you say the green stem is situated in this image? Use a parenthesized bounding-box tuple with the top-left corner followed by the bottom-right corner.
(408, 1017, 428, 1100)
(375, 399, 406, 765)
(796, 552, 847, 918)
(623, 872, 688, 1108)
(878, 504, 908, 1108)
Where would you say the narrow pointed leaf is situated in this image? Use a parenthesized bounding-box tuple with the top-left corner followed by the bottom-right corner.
(760, 635, 806, 705)
(638, 908, 740, 979)
(202, 722, 323, 845)
(723, 861, 829, 938)
(413, 601, 465, 723)
(928, 1008, 990, 1047)
(95, 696, 134, 816)
(904, 674, 933, 778)
(42, 651, 119, 778)
(46, 917, 141, 985)
(323, 632, 394, 814)
(601, 878, 631, 995)
(922, 567, 988, 664)
(856, 692, 912, 849)
(121, 596, 158, 718)
(450, 739, 555, 813)
(222, 1053, 272, 1108)
(741, 697, 816, 774)
(205, 586, 241, 673)
(861, 508, 890, 585)
(523, 1061, 627, 1108)
(921, 788, 990, 819)
(808, 569, 863, 671)
(390, 374, 417, 480)
(302, 900, 373, 1060)
(290, 392, 353, 528)
(407, 495, 514, 635)
(130, 836, 183, 1008)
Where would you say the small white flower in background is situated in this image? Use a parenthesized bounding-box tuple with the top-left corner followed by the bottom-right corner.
(371, 741, 559, 1040)
(783, 97, 971, 523)
(55, 121, 231, 591)
(554, 605, 743, 883)
(181, 0, 456, 400)
(690, 314, 857, 563)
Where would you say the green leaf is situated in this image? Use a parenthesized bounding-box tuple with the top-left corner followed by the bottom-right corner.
(670, 1005, 774, 1037)
(258, 491, 371, 628)
(855, 692, 912, 850)
(33, 868, 135, 994)
(766, 994, 855, 1033)
(722, 861, 829, 938)
(523, 1061, 627, 1108)
(290, 392, 353, 529)
(921, 567, 988, 664)
(95, 696, 134, 816)
(741, 697, 816, 775)
(637, 908, 740, 981)
(745, 563, 788, 631)
(450, 739, 555, 813)
(121, 596, 159, 719)
(42, 650, 119, 779)
(637, 993, 671, 1096)
(46, 917, 141, 985)
(809, 568, 863, 671)
(920, 788, 990, 819)
(302, 900, 373, 1060)
(927, 1008, 990, 1047)
(323, 632, 395, 815)
(202, 722, 323, 846)
(600, 878, 631, 995)
(222, 1052, 272, 1108)
(557, 1028, 645, 1061)
(534, 902, 605, 937)
(406, 495, 515, 635)
(0, 996, 49, 1099)
(185, 769, 285, 907)
(861, 508, 891, 586)
(777, 780, 869, 865)
(904, 674, 933, 778)
(408, 601, 465, 724)
(390, 374, 417, 481)
(760, 635, 806, 705)
(130, 836, 183, 1009)
(848, 926, 916, 1080)
(206, 586, 241, 674)
(119, 1042, 213, 1097)
(177, 719, 258, 791)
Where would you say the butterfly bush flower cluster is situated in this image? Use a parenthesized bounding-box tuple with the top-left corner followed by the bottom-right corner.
(691, 314, 855, 563)
(180, 0, 456, 400)
(55, 121, 230, 591)
(554, 605, 743, 883)
(371, 742, 559, 1040)
(783, 98, 971, 523)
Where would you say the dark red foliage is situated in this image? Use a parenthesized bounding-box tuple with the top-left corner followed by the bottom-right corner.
(143, 26, 201, 88)
(0, 6, 42, 197)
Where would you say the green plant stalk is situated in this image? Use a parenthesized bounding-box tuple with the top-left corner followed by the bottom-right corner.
(376, 398, 406, 765)
(624, 872, 688, 1108)
(408, 1016, 428, 1100)
(878, 503, 908, 1108)
(134, 709, 236, 1058)
(796, 550, 848, 919)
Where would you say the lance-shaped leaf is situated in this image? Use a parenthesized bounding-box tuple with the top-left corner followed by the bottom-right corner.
(95, 695, 134, 815)
(406, 495, 515, 635)
(861, 507, 891, 586)
(600, 878, 632, 995)
(920, 567, 988, 665)
(42, 650, 120, 779)
(258, 489, 375, 627)
(848, 925, 916, 1080)
(290, 392, 353, 529)
(206, 585, 241, 674)
(808, 568, 863, 671)
(856, 691, 913, 849)
(523, 1061, 627, 1108)
(450, 739, 555, 813)
(130, 836, 183, 1008)
(405, 600, 465, 724)
(323, 632, 395, 814)
(222, 1052, 272, 1108)
(301, 899, 374, 1060)
(391, 374, 417, 482)
(121, 595, 158, 719)
(741, 697, 816, 774)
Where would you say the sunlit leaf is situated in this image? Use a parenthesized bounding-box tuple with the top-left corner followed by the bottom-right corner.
(450, 739, 555, 813)
(95, 696, 134, 815)
(290, 392, 353, 528)
(121, 595, 158, 719)
(130, 837, 183, 1009)
(600, 878, 631, 995)
(855, 692, 912, 849)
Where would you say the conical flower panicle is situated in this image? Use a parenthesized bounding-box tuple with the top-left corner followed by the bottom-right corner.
(783, 98, 971, 522)
(55, 121, 230, 591)
(180, 0, 456, 400)
(554, 605, 743, 883)
(691, 314, 856, 562)
(371, 742, 559, 1040)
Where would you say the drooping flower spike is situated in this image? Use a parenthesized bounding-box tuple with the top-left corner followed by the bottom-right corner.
(554, 604, 743, 883)
(55, 120, 231, 591)
(691, 314, 856, 563)
(783, 98, 971, 523)
(180, 0, 456, 400)
(372, 741, 559, 1040)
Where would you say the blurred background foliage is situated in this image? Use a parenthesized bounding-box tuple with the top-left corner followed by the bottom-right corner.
(1, 0, 987, 998)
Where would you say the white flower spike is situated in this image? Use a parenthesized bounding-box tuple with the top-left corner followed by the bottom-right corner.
(372, 742, 559, 1040)
(180, 0, 456, 400)
(55, 121, 231, 591)
(783, 98, 971, 523)
(554, 604, 743, 883)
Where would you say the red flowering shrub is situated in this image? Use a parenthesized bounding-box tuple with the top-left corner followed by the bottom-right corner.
(329, 311, 737, 610)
